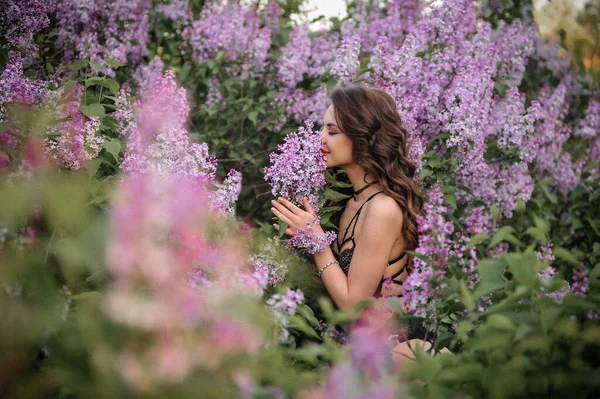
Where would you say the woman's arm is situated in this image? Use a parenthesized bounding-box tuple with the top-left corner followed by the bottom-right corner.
(316, 198, 403, 310)
(271, 196, 403, 311)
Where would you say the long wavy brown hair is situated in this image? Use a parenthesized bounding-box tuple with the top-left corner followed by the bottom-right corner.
(330, 85, 424, 260)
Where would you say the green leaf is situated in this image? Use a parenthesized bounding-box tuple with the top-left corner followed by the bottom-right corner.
(102, 78, 120, 95)
(87, 157, 103, 177)
(473, 259, 506, 300)
(443, 193, 457, 209)
(247, 110, 258, 126)
(525, 227, 546, 242)
(80, 103, 105, 118)
(540, 183, 558, 204)
(103, 56, 126, 67)
(288, 315, 321, 340)
(553, 247, 581, 266)
(68, 60, 87, 77)
(323, 188, 351, 202)
(467, 233, 489, 248)
(63, 80, 78, 95)
(278, 220, 288, 238)
(298, 304, 320, 328)
(486, 314, 516, 332)
(89, 60, 101, 72)
(488, 226, 516, 249)
(103, 139, 121, 162)
(460, 281, 474, 311)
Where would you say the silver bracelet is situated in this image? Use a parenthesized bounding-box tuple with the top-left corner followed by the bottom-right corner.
(318, 260, 339, 278)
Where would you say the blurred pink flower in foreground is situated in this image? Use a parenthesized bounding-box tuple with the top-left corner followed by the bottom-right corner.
(104, 174, 263, 388)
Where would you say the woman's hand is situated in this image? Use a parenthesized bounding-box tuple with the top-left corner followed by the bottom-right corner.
(270, 197, 323, 237)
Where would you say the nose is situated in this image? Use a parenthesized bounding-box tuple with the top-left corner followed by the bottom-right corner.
(320, 127, 327, 144)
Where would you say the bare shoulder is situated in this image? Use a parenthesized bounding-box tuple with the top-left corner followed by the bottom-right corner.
(365, 194, 403, 223)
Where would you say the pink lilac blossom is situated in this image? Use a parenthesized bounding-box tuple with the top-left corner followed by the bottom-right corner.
(211, 169, 242, 216)
(0, 0, 56, 51)
(266, 288, 304, 341)
(43, 84, 104, 170)
(132, 56, 164, 98)
(264, 119, 327, 207)
(105, 174, 261, 386)
(0, 52, 46, 120)
(115, 71, 217, 181)
(54, 0, 151, 76)
(492, 20, 537, 88)
(249, 238, 289, 286)
(322, 303, 401, 399)
(182, 1, 271, 78)
(287, 219, 336, 254)
(330, 35, 361, 85)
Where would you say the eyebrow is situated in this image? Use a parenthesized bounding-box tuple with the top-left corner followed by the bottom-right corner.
(326, 122, 338, 127)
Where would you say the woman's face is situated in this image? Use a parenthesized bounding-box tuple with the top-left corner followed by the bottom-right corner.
(320, 105, 354, 169)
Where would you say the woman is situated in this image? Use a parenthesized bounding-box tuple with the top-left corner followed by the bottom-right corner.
(270, 86, 430, 370)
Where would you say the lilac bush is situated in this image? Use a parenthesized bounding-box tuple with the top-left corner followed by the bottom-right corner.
(54, 0, 151, 75)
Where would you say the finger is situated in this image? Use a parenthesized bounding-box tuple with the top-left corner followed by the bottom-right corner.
(303, 197, 316, 216)
(272, 199, 298, 221)
(271, 206, 293, 225)
(273, 223, 279, 231)
(277, 197, 302, 215)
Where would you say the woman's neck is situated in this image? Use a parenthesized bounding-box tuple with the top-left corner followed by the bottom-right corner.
(343, 164, 380, 202)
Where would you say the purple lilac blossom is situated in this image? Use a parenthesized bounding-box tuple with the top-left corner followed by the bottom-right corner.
(266, 288, 304, 342)
(402, 185, 451, 317)
(277, 25, 338, 88)
(211, 169, 242, 216)
(133, 57, 164, 98)
(205, 77, 224, 110)
(0, 0, 56, 51)
(575, 99, 600, 138)
(249, 238, 289, 287)
(341, 0, 422, 53)
(54, 0, 151, 76)
(182, 1, 271, 79)
(273, 84, 328, 126)
(0, 52, 46, 120)
(492, 20, 537, 88)
(330, 35, 361, 85)
(571, 267, 589, 297)
(264, 119, 327, 207)
(287, 220, 336, 254)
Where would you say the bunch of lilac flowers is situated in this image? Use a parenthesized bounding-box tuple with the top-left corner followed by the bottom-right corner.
(211, 169, 243, 216)
(0, 0, 56, 52)
(402, 185, 453, 318)
(266, 288, 304, 342)
(330, 35, 362, 85)
(44, 85, 104, 170)
(287, 219, 337, 255)
(114, 70, 217, 182)
(264, 119, 326, 207)
(54, 0, 151, 76)
(341, 0, 422, 54)
(104, 174, 264, 387)
(182, 1, 271, 79)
